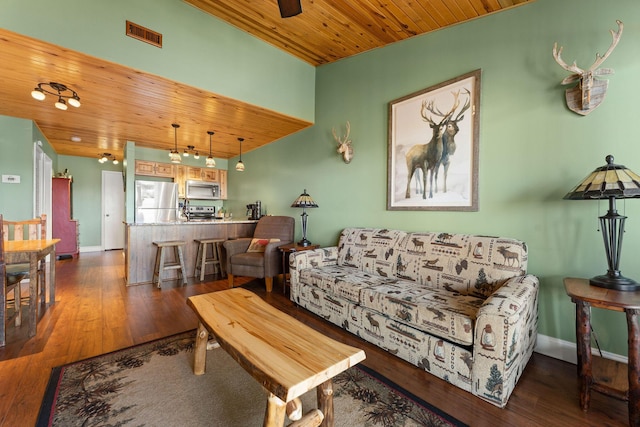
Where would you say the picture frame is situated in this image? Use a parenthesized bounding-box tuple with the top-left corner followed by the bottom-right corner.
(387, 69, 481, 211)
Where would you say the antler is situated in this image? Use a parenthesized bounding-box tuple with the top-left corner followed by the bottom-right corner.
(452, 89, 471, 122)
(588, 20, 623, 72)
(552, 43, 583, 75)
(421, 91, 461, 124)
(553, 20, 623, 77)
(332, 121, 351, 146)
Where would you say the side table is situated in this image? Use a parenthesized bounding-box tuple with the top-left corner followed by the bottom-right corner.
(278, 243, 319, 294)
(564, 277, 640, 426)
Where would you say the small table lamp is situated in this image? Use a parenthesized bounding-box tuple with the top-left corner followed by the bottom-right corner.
(564, 155, 640, 291)
(291, 189, 318, 247)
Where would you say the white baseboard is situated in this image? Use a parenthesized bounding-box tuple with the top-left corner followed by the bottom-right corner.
(79, 246, 102, 253)
(534, 333, 627, 364)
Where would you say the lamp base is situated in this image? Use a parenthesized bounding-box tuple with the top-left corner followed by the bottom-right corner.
(298, 238, 312, 247)
(590, 274, 640, 291)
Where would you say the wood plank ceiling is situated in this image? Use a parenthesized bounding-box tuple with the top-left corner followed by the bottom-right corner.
(0, 0, 533, 161)
(186, 0, 535, 66)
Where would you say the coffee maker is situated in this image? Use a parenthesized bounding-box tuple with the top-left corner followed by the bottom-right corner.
(246, 200, 262, 220)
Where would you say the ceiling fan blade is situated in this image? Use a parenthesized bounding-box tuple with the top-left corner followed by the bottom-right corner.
(278, 0, 302, 18)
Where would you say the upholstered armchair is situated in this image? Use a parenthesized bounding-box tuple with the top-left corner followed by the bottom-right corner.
(223, 216, 294, 292)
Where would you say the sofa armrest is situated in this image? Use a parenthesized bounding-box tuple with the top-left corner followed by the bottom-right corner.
(288, 246, 338, 300)
(223, 238, 251, 271)
(263, 240, 293, 277)
(472, 274, 539, 407)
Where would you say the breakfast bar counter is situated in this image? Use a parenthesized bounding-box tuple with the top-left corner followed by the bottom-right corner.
(125, 220, 257, 286)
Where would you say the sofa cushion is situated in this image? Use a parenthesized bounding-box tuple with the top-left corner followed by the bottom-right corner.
(359, 281, 482, 346)
(395, 232, 529, 298)
(299, 265, 394, 304)
(337, 228, 407, 277)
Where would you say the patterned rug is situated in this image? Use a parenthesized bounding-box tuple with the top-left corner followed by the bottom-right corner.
(37, 331, 466, 427)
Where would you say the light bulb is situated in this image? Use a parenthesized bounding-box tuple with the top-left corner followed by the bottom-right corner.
(194, 152, 200, 159)
(31, 88, 46, 101)
(55, 98, 67, 110)
(206, 156, 216, 168)
(235, 160, 245, 172)
(112, 159, 119, 165)
(68, 96, 81, 108)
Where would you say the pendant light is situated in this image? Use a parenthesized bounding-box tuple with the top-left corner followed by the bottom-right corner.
(235, 137, 245, 172)
(169, 123, 181, 164)
(205, 131, 216, 168)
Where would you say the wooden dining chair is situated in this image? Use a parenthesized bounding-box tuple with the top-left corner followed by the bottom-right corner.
(2, 215, 47, 306)
(0, 215, 27, 347)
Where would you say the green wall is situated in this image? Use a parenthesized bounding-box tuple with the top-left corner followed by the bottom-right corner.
(226, 0, 640, 357)
(0, 116, 57, 219)
(1, 0, 315, 122)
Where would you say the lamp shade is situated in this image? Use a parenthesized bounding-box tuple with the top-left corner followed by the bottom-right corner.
(564, 155, 640, 200)
(291, 190, 319, 208)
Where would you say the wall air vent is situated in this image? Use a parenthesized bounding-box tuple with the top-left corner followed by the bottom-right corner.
(126, 20, 162, 48)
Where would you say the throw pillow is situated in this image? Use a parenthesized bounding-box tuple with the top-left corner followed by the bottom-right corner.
(247, 238, 280, 253)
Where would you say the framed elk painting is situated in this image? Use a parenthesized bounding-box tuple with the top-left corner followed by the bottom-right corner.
(387, 69, 481, 211)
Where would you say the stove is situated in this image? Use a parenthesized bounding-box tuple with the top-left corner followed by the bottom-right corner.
(185, 205, 216, 221)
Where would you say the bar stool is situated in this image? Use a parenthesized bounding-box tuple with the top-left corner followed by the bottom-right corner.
(152, 240, 187, 288)
(194, 238, 226, 281)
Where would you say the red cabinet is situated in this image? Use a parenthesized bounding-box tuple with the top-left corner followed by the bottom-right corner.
(52, 177, 79, 258)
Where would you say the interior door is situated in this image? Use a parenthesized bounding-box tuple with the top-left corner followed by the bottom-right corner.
(33, 143, 52, 239)
(102, 171, 125, 250)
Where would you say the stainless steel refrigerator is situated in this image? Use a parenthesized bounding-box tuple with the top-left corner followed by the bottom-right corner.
(134, 180, 178, 223)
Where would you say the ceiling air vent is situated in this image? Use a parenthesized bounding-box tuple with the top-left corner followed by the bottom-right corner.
(126, 20, 162, 48)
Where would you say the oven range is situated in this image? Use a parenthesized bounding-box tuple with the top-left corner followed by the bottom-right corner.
(185, 205, 216, 221)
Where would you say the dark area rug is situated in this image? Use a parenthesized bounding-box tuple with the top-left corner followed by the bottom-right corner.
(37, 331, 467, 426)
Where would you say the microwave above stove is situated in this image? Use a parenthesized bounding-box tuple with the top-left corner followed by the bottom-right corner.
(186, 180, 220, 200)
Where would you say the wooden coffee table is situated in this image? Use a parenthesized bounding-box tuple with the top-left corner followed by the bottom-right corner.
(187, 288, 366, 427)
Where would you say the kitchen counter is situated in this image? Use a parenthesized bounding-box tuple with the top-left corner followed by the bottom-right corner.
(125, 220, 257, 285)
(128, 219, 257, 226)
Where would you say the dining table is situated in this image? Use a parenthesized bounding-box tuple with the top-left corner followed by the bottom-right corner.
(4, 239, 60, 338)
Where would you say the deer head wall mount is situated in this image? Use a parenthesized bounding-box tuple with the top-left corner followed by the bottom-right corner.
(332, 121, 353, 164)
(553, 20, 623, 116)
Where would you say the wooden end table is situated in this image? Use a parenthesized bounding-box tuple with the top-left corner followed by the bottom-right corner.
(564, 277, 640, 426)
(278, 243, 319, 294)
(187, 288, 366, 427)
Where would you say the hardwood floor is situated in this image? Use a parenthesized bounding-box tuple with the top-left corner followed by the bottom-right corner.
(0, 251, 628, 426)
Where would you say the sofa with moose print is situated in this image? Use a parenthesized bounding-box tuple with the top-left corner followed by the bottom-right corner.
(289, 228, 538, 408)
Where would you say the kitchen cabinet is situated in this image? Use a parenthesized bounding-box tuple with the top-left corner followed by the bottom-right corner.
(174, 165, 186, 198)
(202, 169, 219, 182)
(187, 167, 203, 180)
(219, 169, 227, 200)
(52, 177, 80, 257)
(134, 160, 174, 178)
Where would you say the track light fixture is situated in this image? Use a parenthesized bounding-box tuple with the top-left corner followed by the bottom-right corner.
(31, 82, 81, 110)
(235, 137, 245, 172)
(206, 131, 216, 168)
(183, 145, 199, 159)
(97, 153, 118, 165)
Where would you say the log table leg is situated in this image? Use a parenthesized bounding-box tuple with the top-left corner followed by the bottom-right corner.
(264, 393, 286, 427)
(626, 309, 640, 427)
(194, 322, 208, 375)
(575, 300, 592, 411)
(317, 379, 334, 427)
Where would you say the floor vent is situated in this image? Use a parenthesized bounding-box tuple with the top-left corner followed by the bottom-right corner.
(126, 20, 162, 48)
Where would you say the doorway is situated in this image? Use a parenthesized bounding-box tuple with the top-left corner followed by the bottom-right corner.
(102, 171, 125, 250)
(33, 143, 52, 239)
